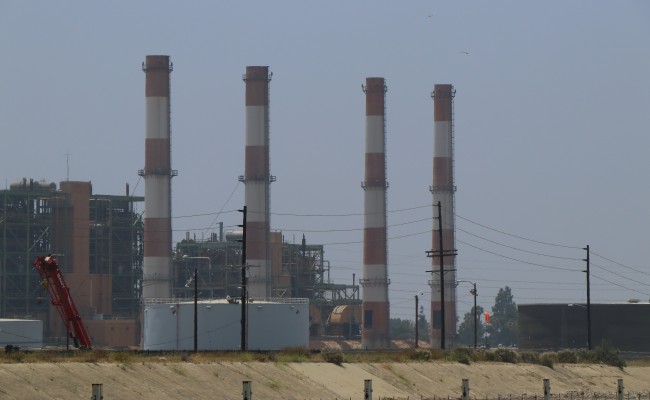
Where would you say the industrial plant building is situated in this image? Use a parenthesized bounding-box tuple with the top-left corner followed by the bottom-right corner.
(1, 55, 460, 350)
(0, 178, 360, 349)
(0, 179, 144, 347)
(518, 302, 650, 352)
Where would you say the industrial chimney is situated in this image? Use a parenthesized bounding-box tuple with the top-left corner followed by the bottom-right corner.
(140, 55, 175, 299)
(429, 84, 457, 348)
(361, 77, 390, 349)
(240, 66, 274, 299)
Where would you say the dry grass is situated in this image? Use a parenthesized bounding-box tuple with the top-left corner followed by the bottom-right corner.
(0, 347, 646, 368)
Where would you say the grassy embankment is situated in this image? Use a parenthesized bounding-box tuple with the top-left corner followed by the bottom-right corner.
(1, 342, 645, 369)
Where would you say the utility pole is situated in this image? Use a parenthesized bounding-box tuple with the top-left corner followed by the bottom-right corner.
(583, 244, 592, 350)
(435, 200, 445, 349)
(414, 294, 419, 348)
(238, 206, 248, 351)
(458, 280, 478, 350)
(425, 201, 456, 349)
(193, 268, 198, 353)
(470, 283, 477, 350)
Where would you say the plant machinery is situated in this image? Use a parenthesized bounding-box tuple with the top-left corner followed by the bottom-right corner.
(33, 255, 92, 349)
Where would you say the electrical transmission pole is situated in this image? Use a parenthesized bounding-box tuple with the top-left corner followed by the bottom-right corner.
(426, 201, 456, 349)
(238, 206, 248, 351)
(583, 244, 592, 350)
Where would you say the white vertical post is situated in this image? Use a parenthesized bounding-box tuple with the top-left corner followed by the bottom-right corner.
(243, 380, 252, 400)
(91, 384, 103, 400)
(364, 379, 373, 400)
(617, 379, 624, 400)
(462, 378, 470, 400)
(543, 379, 550, 400)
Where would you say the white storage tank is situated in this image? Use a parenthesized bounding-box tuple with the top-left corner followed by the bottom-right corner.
(144, 298, 309, 351)
(0, 319, 43, 349)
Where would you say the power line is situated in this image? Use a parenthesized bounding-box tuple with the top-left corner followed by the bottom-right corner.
(591, 262, 650, 287)
(591, 251, 650, 277)
(456, 227, 581, 261)
(457, 239, 578, 272)
(270, 203, 431, 217)
(591, 273, 650, 297)
(453, 212, 582, 250)
(278, 217, 431, 233)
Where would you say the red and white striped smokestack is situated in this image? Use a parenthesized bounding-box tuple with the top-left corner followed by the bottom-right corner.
(361, 77, 390, 349)
(140, 55, 175, 299)
(429, 84, 457, 348)
(240, 66, 274, 299)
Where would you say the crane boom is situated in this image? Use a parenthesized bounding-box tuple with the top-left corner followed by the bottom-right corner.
(33, 255, 92, 349)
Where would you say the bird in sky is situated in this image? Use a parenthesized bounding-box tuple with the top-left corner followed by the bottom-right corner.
(460, 50, 470, 55)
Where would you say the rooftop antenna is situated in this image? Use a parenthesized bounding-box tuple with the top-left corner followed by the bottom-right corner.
(65, 152, 70, 181)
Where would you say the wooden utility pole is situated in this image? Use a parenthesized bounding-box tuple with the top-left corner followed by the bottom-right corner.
(425, 201, 456, 349)
(238, 206, 248, 351)
(414, 294, 419, 348)
(583, 244, 592, 350)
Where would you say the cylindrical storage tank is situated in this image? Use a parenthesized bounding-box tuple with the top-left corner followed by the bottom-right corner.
(225, 230, 243, 242)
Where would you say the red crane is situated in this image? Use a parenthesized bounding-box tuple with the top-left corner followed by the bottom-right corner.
(33, 255, 92, 349)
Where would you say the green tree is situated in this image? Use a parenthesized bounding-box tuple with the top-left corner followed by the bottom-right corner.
(389, 318, 414, 339)
(456, 305, 485, 347)
(490, 286, 518, 346)
(417, 306, 430, 342)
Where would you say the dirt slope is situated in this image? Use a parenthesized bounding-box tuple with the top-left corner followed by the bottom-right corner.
(0, 362, 647, 399)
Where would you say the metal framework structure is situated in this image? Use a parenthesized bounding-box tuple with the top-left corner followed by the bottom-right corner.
(172, 238, 242, 299)
(89, 194, 144, 318)
(0, 187, 68, 322)
(0, 185, 144, 335)
(172, 234, 360, 338)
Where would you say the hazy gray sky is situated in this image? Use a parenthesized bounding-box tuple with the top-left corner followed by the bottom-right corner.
(1, 1, 649, 321)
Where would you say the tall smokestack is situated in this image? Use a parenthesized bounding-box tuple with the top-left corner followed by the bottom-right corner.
(140, 55, 175, 299)
(429, 84, 457, 348)
(240, 66, 274, 299)
(361, 77, 390, 349)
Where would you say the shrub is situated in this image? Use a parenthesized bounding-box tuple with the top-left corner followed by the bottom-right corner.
(557, 350, 578, 364)
(518, 351, 540, 364)
(428, 348, 445, 360)
(447, 347, 473, 365)
(253, 351, 277, 362)
(539, 352, 556, 369)
(493, 348, 519, 363)
(321, 349, 344, 366)
(406, 349, 431, 361)
(575, 349, 597, 363)
(594, 340, 626, 369)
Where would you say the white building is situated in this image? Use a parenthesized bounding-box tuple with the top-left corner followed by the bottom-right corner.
(0, 319, 43, 349)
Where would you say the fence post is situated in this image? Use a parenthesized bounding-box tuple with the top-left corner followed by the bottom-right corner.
(243, 380, 252, 400)
(462, 379, 470, 400)
(544, 380, 551, 400)
(364, 379, 372, 400)
(617, 379, 624, 400)
(91, 384, 103, 400)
